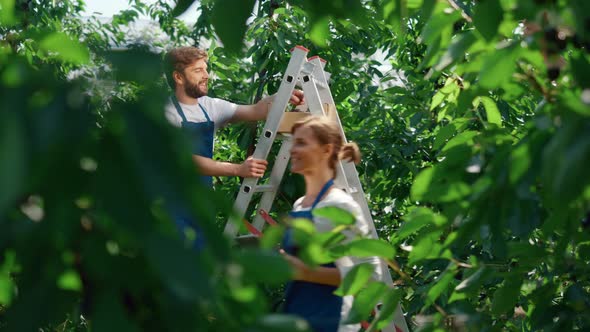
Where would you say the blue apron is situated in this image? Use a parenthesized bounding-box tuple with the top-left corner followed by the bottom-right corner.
(171, 96, 214, 249)
(283, 179, 343, 332)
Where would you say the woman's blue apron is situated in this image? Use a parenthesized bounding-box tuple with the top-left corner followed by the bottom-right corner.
(171, 96, 213, 249)
(282, 179, 343, 332)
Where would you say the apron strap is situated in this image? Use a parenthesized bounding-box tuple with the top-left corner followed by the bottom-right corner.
(198, 103, 212, 123)
(171, 95, 212, 124)
(311, 179, 334, 209)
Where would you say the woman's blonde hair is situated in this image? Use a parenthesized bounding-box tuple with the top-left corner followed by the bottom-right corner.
(291, 116, 361, 176)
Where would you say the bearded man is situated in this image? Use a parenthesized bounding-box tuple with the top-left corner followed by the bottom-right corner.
(164, 47, 304, 247)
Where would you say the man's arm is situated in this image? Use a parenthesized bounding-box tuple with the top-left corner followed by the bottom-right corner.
(193, 155, 268, 178)
(231, 90, 305, 122)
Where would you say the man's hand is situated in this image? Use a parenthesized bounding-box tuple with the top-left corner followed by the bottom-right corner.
(233, 90, 305, 122)
(289, 89, 305, 106)
(237, 156, 268, 178)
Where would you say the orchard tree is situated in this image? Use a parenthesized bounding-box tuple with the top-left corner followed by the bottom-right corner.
(1, 0, 590, 331)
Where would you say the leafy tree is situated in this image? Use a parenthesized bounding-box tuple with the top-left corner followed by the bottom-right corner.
(1, 0, 590, 331)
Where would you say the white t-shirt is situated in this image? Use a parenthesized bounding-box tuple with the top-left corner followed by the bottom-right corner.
(165, 96, 238, 131)
(292, 189, 382, 332)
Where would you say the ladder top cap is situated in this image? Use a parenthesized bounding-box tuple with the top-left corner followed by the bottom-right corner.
(291, 45, 310, 53)
(308, 55, 327, 63)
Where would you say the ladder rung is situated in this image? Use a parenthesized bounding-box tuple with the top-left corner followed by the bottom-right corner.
(254, 185, 276, 193)
(234, 234, 259, 246)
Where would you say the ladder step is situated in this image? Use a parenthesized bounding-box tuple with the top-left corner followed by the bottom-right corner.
(254, 185, 276, 193)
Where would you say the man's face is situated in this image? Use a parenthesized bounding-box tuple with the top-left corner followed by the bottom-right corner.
(179, 59, 209, 98)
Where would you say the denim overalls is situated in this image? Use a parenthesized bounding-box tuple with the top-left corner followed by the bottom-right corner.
(170, 96, 214, 249)
(283, 179, 343, 332)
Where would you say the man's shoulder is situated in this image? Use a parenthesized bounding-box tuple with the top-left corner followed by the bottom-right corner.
(199, 95, 232, 106)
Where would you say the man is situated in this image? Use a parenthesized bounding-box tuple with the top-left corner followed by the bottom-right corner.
(164, 46, 304, 185)
(163, 47, 304, 247)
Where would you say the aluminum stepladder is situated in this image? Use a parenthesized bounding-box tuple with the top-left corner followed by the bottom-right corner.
(223, 46, 409, 332)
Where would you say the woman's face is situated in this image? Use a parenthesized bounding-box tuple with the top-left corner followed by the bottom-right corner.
(290, 125, 331, 175)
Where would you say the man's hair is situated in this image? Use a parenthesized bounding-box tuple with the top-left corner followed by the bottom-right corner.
(164, 47, 208, 89)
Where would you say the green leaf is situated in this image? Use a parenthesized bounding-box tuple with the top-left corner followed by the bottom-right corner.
(309, 16, 331, 48)
(476, 96, 502, 126)
(411, 164, 471, 203)
(334, 263, 375, 296)
(478, 42, 520, 89)
(433, 31, 477, 72)
(38, 32, 90, 65)
(441, 130, 478, 152)
(454, 267, 490, 294)
(238, 249, 292, 285)
(408, 232, 443, 264)
(433, 124, 457, 150)
(57, 269, 82, 291)
(313, 206, 355, 226)
(380, 0, 401, 32)
(171, 0, 194, 17)
(571, 52, 590, 88)
(211, 0, 256, 54)
(426, 266, 456, 305)
(491, 278, 522, 315)
(145, 235, 211, 301)
(291, 218, 316, 235)
(430, 89, 446, 110)
(0, 0, 16, 26)
(0, 275, 12, 305)
(509, 142, 531, 184)
(230, 284, 258, 303)
(420, 7, 461, 45)
(106, 49, 162, 83)
(396, 207, 447, 241)
(0, 251, 17, 305)
(564, 284, 589, 311)
(260, 225, 285, 250)
(340, 239, 396, 258)
(473, 0, 504, 42)
(1, 61, 28, 87)
(253, 314, 311, 332)
(92, 293, 141, 332)
(410, 167, 434, 201)
(374, 289, 404, 329)
(542, 115, 590, 206)
(0, 110, 25, 217)
(300, 241, 334, 265)
(343, 282, 387, 324)
(559, 89, 590, 116)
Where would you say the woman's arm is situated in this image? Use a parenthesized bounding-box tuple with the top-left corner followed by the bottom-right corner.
(280, 249, 341, 287)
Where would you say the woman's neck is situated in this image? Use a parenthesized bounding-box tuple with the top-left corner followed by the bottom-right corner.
(302, 168, 334, 206)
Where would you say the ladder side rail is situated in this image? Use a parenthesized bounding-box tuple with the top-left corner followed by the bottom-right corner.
(311, 58, 410, 332)
(224, 47, 309, 237)
(298, 62, 351, 192)
(251, 138, 293, 229)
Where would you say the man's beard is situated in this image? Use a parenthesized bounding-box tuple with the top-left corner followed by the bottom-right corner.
(184, 80, 208, 98)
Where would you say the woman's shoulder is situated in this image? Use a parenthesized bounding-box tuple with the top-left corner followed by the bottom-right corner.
(319, 188, 359, 211)
(293, 196, 305, 209)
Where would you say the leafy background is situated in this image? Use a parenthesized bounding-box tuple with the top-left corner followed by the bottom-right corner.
(1, 0, 589, 331)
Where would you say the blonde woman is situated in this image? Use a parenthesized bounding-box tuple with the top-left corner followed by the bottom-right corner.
(280, 116, 380, 332)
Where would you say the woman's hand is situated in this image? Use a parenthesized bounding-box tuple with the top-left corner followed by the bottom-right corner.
(279, 249, 342, 286)
(280, 249, 309, 280)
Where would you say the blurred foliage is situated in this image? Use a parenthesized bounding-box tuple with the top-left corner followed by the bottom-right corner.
(1, 0, 590, 331)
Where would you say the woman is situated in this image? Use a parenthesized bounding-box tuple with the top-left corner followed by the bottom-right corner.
(280, 116, 381, 332)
